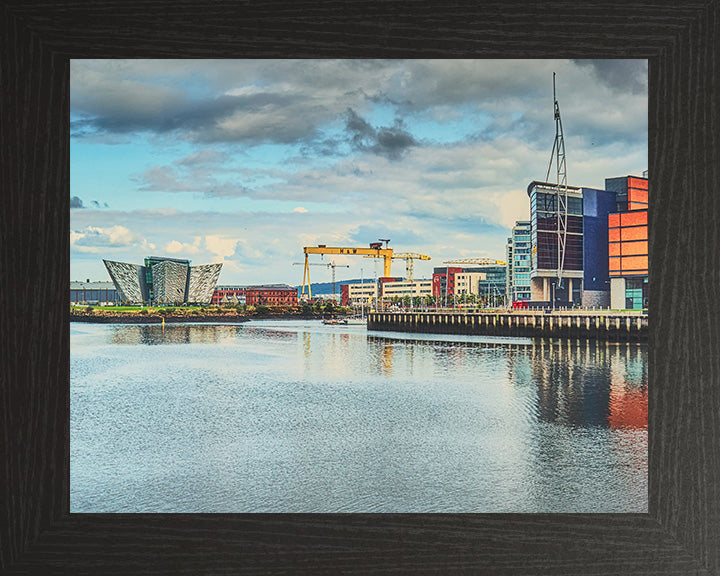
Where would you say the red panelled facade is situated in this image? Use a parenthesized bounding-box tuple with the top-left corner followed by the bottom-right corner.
(609, 194, 648, 277)
(432, 267, 462, 298)
(627, 177, 649, 210)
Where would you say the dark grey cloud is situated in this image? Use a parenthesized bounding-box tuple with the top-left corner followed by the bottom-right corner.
(133, 166, 200, 193)
(72, 59, 646, 155)
(344, 109, 417, 161)
(70, 196, 84, 209)
(72, 90, 312, 144)
(133, 164, 261, 199)
(346, 109, 375, 149)
(174, 149, 229, 166)
(299, 137, 343, 158)
(572, 60, 647, 95)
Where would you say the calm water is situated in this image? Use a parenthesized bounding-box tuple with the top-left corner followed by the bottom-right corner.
(71, 320, 647, 513)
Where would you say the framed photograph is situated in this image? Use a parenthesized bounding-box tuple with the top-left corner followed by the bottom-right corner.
(3, 1, 718, 573)
(69, 57, 649, 517)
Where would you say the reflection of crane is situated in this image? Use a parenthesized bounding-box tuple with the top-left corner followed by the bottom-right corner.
(301, 243, 394, 299)
(366, 252, 431, 281)
(443, 258, 506, 266)
(293, 261, 349, 296)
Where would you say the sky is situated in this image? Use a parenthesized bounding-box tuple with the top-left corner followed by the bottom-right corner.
(70, 59, 647, 286)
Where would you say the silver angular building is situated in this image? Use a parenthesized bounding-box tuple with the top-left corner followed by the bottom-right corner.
(104, 256, 222, 305)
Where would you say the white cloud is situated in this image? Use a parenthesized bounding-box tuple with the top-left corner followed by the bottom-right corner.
(292, 206, 308, 213)
(165, 237, 202, 254)
(71, 225, 142, 252)
(491, 189, 532, 229)
(204, 235, 239, 259)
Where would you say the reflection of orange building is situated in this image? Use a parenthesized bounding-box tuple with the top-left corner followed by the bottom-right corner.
(608, 386, 648, 429)
(607, 175, 648, 309)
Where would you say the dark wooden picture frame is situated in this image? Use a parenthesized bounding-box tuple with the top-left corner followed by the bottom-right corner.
(2, 2, 718, 573)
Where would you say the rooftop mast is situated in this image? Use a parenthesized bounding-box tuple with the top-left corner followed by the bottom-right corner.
(545, 72, 568, 290)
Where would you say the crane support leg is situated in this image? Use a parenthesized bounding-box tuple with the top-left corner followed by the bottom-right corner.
(302, 254, 312, 299)
(383, 256, 392, 277)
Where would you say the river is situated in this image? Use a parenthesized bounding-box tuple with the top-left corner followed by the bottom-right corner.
(70, 320, 647, 513)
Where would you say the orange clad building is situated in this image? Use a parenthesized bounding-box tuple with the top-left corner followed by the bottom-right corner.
(606, 175, 648, 309)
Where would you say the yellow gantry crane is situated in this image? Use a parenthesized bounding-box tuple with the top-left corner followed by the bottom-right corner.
(374, 252, 431, 281)
(301, 242, 394, 299)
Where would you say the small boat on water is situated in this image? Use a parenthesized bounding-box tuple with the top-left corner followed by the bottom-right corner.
(322, 315, 367, 326)
(322, 318, 348, 325)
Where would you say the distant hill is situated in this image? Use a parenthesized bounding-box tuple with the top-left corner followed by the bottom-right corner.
(294, 278, 370, 296)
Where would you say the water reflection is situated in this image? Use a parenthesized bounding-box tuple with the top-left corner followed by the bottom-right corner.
(109, 323, 299, 346)
(73, 321, 647, 513)
(367, 335, 647, 431)
(109, 324, 245, 345)
(522, 340, 647, 430)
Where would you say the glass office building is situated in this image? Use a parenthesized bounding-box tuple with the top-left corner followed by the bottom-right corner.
(506, 220, 531, 302)
(527, 181, 584, 305)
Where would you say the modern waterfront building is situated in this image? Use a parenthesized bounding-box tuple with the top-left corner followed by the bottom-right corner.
(506, 220, 532, 303)
(381, 279, 433, 300)
(527, 180, 619, 307)
(472, 265, 507, 305)
(432, 267, 462, 301)
(70, 281, 118, 305)
(607, 175, 649, 309)
(527, 181, 585, 305)
(454, 272, 485, 296)
(341, 281, 378, 307)
(340, 278, 432, 306)
(505, 238, 513, 301)
(104, 256, 222, 305)
(432, 265, 506, 306)
(581, 187, 619, 307)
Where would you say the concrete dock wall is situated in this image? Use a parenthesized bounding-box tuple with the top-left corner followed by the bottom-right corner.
(367, 311, 648, 341)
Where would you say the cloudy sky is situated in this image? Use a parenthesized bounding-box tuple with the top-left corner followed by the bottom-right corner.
(70, 59, 647, 285)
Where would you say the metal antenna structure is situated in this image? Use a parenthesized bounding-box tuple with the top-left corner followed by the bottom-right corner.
(545, 72, 568, 290)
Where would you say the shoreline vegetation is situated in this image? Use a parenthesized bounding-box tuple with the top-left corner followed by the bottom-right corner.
(70, 304, 647, 324)
(70, 304, 351, 324)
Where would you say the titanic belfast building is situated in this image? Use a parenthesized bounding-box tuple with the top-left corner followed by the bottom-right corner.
(104, 256, 222, 305)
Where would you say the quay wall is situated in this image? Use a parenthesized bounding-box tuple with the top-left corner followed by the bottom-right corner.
(367, 311, 648, 341)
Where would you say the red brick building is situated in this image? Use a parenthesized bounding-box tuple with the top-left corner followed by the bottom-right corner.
(212, 284, 298, 306)
(245, 284, 298, 306)
(211, 285, 247, 305)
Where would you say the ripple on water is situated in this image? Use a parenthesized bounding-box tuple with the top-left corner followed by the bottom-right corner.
(71, 322, 647, 513)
